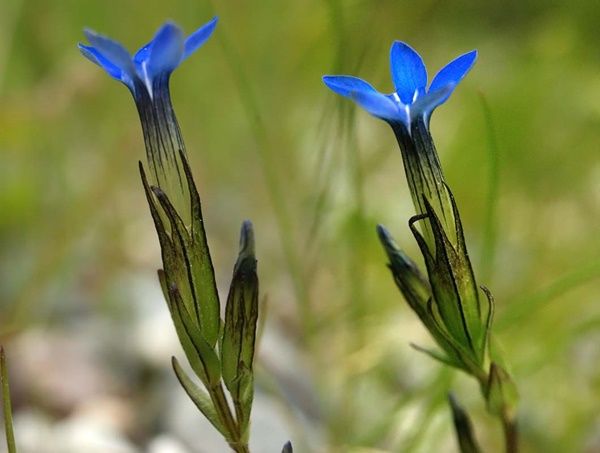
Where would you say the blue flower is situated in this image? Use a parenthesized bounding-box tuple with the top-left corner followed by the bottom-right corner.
(79, 17, 218, 98)
(323, 41, 476, 129)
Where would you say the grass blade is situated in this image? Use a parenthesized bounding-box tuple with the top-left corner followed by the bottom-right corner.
(1, 347, 16, 453)
(478, 94, 500, 284)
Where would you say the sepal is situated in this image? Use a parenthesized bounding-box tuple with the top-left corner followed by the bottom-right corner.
(409, 192, 485, 368)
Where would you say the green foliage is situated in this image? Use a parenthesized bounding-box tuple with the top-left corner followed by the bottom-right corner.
(1, 0, 600, 451)
(448, 394, 481, 453)
(142, 153, 259, 451)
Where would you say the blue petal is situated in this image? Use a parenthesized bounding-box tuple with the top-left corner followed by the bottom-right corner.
(78, 43, 123, 81)
(133, 42, 152, 68)
(411, 83, 455, 121)
(322, 75, 377, 98)
(390, 41, 427, 105)
(146, 22, 185, 79)
(429, 50, 477, 94)
(83, 29, 135, 80)
(183, 17, 218, 61)
(351, 90, 403, 122)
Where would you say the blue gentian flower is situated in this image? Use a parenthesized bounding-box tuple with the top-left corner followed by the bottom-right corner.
(79, 17, 218, 99)
(323, 41, 478, 250)
(323, 41, 476, 130)
(78, 18, 218, 223)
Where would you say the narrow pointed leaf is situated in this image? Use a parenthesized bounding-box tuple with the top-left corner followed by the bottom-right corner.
(377, 224, 431, 315)
(161, 276, 209, 385)
(422, 196, 483, 357)
(410, 343, 460, 368)
(170, 285, 221, 387)
(140, 163, 174, 259)
(152, 186, 200, 320)
(180, 150, 221, 346)
(172, 357, 230, 440)
(448, 394, 481, 453)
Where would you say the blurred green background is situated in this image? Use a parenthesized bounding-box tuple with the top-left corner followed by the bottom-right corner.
(1, 0, 599, 451)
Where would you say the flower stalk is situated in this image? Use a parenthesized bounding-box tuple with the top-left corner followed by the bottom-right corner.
(80, 20, 259, 452)
(324, 41, 518, 451)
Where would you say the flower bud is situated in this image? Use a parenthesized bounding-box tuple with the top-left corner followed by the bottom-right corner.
(221, 221, 259, 437)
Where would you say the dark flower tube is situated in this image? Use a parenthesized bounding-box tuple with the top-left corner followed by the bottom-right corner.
(323, 41, 476, 249)
(79, 18, 218, 223)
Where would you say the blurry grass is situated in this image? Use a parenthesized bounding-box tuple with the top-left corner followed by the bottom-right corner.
(0, 0, 24, 94)
(497, 258, 600, 331)
(478, 94, 500, 284)
(201, 0, 314, 341)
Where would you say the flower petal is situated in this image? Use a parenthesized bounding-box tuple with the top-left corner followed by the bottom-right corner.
(133, 42, 152, 68)
(429, 50, 477, 94)
(146, 22, 185, 78)
(410, 83, 455, 121)
(390, 41, 427, 105)
(351, 90, 403, 122)
(183, 17, 218, 61)
(79, 43, 123, 80)
(322, 75, 377, 97)
(83, 29, 135, 79)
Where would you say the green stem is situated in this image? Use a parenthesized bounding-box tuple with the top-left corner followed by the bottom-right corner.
(211, 384, 249, 453)
(501, 411, 518, 453)
(477, 374, 519, 453)
(0, 347, 16, 453)
(475, 373, 518, 453)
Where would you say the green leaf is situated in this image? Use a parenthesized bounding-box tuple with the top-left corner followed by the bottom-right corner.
(172, 357, 231, 441)
(152, 186, 203, 333)
(170, 285, 222, 387)
(160, 272, 221, 387)
(448, 394, 481, 453)
(410, 343, 460, 368)
(140, 163, 175, 266)
(377, 224, 431, 315)
(409, 195, 484, 366)
(180, 150, 222, 347)
(158, 270, 209, 385)
(425, 299, 484, 377)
